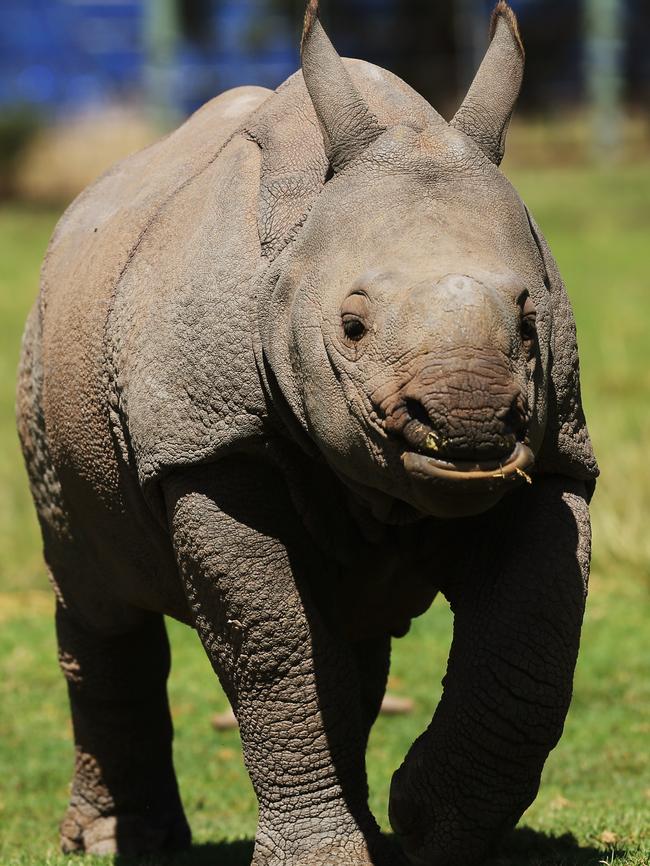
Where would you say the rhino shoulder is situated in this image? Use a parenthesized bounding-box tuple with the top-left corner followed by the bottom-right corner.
(110, 131, 272, 493)
(38, 86, 271, 505)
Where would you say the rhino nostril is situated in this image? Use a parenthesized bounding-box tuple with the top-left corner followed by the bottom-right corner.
(399, 399, 442, 452)
(404, 398, 432, 428)
(496, 393, 528, 437)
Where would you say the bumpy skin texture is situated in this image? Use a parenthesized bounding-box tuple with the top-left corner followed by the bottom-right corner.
(389, 478, 591, 865)
(165, 458, 400, 866)
(17, 3, 597, 864)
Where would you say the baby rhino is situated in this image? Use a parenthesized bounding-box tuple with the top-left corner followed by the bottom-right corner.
(17, 2, 598, 864)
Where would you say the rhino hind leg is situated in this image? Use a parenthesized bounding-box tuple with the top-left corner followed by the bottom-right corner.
(55, 600, 191, 856)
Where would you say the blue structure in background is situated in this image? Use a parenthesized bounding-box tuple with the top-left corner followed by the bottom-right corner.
(0, 0, 303, 117)
(0, 0, 514, 118)
(0, 0, 646, 118)
(176, 0, 300, 114)
(0, 1, 143, 114)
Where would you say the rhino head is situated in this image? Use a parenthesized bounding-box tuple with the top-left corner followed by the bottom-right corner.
(262, 0, 595, 522)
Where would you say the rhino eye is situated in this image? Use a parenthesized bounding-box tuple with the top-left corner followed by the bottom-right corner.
(342, 315, 367, 342)
(521, 295, 537, 349)
(340, 292, 370, 343)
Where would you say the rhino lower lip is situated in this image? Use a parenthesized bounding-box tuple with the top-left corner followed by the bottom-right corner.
(401, 442, 535, 485)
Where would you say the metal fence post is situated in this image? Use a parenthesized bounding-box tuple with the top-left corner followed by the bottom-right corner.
(585, 0, 624, 161)
(143, 0, 180, 127)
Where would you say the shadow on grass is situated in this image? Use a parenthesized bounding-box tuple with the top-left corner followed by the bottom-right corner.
(487, 827, 623, 866)
(109, 828, 622, 866)
(113, 839, 254, 866)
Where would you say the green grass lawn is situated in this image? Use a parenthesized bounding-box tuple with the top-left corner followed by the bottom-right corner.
(1, 165, 649, 866)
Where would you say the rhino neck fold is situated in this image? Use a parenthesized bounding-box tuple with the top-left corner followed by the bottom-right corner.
(255, 341, 319, 460)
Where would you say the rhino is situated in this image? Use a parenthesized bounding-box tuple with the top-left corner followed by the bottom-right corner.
(17, 1, 598, 863)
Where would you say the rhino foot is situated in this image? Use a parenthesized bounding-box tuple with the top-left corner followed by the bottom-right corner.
(251, 829, 407, 866)
(60, 805, 191, 856)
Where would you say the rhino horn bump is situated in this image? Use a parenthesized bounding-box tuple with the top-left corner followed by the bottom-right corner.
(301, 1, 385, 173)
(451, 0, 525, 166)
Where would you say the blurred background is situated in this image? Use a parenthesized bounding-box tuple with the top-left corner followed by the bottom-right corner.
(1, 0, 649, 199)
(0, 3, 648, 865)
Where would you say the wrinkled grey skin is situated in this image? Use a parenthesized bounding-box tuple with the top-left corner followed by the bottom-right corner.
(17, 2, 597, 864)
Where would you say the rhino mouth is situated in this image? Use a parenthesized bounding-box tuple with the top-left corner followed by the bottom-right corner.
(402, 441, 535, 487)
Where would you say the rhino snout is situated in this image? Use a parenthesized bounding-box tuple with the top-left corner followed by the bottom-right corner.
(380, 354, 529, 464)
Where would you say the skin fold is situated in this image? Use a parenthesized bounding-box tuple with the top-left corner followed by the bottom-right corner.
(16, 1, 598, 863)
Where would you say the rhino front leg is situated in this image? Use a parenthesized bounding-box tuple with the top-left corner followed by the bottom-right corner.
(389, 476, 591, 866)
(165, 457, 402, 866)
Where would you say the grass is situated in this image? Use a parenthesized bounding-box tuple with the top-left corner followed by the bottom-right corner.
(0, 164, 649, 866)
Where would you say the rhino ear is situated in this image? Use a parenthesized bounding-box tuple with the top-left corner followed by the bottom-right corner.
(301, 0, 385, 173)
(527, 210, 599, 498)
(451, 1, 524, 166)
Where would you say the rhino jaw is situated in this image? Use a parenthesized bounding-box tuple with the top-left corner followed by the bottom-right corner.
(401, 442, 535, 519)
